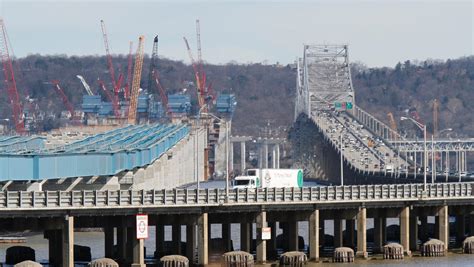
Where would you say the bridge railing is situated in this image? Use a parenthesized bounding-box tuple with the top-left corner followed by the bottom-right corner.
(0, 183, 472, 209)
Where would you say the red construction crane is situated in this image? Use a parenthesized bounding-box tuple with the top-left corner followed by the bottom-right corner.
(124, 41, 133, 100)
(147, 36, 171, 117)
(152, 71, 172, 117)
(51, 80, 75, 119)
(183, 36, 204, 108)
(0, 19, 24, 133)
(98, 79, 120, 117)
(100, 20, 121, 108)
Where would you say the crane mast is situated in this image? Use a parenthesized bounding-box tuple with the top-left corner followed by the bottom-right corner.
(0, 19, 24, 133)
(147, 36, 159, 92)
(76, 75, 94, 96)
(387, 112, 398, 140)
(128, 36, 145, 124)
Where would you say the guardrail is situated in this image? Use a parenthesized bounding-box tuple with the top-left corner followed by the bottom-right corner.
(0, 183, 473, 209)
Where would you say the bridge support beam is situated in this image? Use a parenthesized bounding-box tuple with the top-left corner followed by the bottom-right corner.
(222, 223, 232, 252)
(240, 222, 251, 252)
(345, 219, 355, 248)
(356, 208, 368, 258)
(309, 209, 320, 261)
(173, 222, 182, 254)
(456, 215, 465, 246)
(409, 214, 418, 251)
(469, 215, 474, 236)
(400, 206, 412, 256)
(155, 223, 165, 258)
(104, 221, 114, 258)
(62, 215, 74, 267)
(186, 224, 195, 263)
(197, 213, 209, 266)
(288, 220, 299, 251)
(438, 205, 449, 251)
(256, 211, 267, 263)
(334, 219, 343, 248)
(373, 217, 385, 253)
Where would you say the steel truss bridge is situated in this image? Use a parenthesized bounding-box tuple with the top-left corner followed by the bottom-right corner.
(295, 44, 472, 179)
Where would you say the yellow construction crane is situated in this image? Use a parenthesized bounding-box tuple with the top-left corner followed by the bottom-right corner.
(128, 35, 145, 124)
(433, 99, 439, 138)
(387, 112, 398, 140)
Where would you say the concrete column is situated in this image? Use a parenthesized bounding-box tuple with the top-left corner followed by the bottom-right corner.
(373, 217, 384, 253)
(420, 216, 428, 242)
(45, 229, 62, 266)
(197, 213, 208, 266)
(309, 210, 319, 261)
(155, 224, 165, 258)
(240, 222, 251, 252)
(438, 206, 449, 250)
(256, 211, 267, 263)
(104, 224, 114, 258)
(288, 220, 299, 251)
(319, 219, 325, 248)
(469, 214, 474, 236)
(263, 143, 269, 169)
(131, 226, 145, 267)
(345, 219, 355, 248)
(269, 222, 277, 252)
(229, 141, 234, 174)
(334, 219, 343, 248)
(62, 215, 74, 267)
(186, 224, 196, 263)
(356, 208, 368, 258)
(456, 215, 465, 246)
(240, 141, 246, 172)
(173, 223, 182, 254)
(272, 145, 276, 168)
(117, 219, 128, 262)
(400, 206, 411, 255)
(276, 144, 280, 169)
(409, 214, 418, 251)
(222, 223, 232, 252)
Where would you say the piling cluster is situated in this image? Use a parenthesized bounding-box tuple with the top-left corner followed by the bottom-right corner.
(463, 236, 474, 254)
(222, 251, 254, 267)
(88, 258, 119, 267)
(279, 251, 308, 267)
(160, 255, 189, 267)
(333, 247, 354, 262)
(383, 243, 404, 259)
(421, 239, 446, 257)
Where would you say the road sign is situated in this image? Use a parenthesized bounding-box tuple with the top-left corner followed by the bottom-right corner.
(261, 227, 271, 240)
(334, 101, 353, 110)
(136, 214, 148, 239)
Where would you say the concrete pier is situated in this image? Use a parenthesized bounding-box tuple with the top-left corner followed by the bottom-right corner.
(62, 215, 74, 267)
(308, 210, 319, 261)
(356, 208, 368, 258)
(256, 211, 267, 263)
(240, 222, 251, 252)
(438, 205, 449, 250)
(334, 219, 343, 248)
(373, 217, 384, 253)
(400, 206, 411, 256)
(197, 213, 208, 265)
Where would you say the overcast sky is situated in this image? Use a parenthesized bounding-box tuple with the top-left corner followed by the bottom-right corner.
(0, 0, 472, 67)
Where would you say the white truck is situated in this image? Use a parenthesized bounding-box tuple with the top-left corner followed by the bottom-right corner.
(232, 168, 304, 189)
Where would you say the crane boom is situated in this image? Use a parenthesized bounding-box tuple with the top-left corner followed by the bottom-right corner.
(183, 36, 204, 108)
(76, 75, 94, 96)
(124, 41, 133, 100)
(128, 35, 145, 124)
(100, 20, 118, 96)
(0, 18, 24, 133)
(98, 79, 120, 117)
(52, 80, 75, 118)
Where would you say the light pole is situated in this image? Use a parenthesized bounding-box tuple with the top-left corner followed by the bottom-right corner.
(201, 112, 229, 201)
(340, 132, 344, 186)
(401, 116, 427, 191)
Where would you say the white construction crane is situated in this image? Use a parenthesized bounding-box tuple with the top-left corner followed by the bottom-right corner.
(76, 75, 94, 96)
